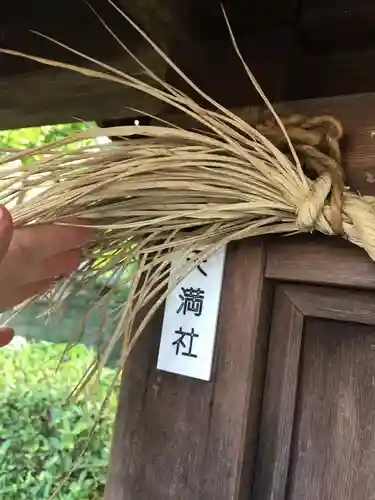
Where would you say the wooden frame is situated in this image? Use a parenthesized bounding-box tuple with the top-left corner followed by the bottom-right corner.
(265, 235, 375, 289)
(104, 232, 375, 500)
(253, 282, 375, 499)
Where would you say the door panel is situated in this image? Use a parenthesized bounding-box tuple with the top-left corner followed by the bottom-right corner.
(253, 284, 375, 500)
(289, 317, 375, 500)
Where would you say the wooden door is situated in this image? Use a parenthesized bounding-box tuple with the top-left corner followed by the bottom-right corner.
(253, 282, 375, 500)
(103, 90, 375, 499)
(105, 234, 375, 500)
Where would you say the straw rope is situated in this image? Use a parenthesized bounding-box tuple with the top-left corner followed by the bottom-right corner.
(258, 113, 375, 261)
(3, 5, 375, 497)
(257, 114, 345, 232)
(0, 2, 375, 377)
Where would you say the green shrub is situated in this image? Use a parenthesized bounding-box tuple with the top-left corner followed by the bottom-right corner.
(0, 341, 119, 499)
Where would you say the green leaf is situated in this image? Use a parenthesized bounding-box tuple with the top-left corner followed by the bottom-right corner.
(0, 341, 118, 498)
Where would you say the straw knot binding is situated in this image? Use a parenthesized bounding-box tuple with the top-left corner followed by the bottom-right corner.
(3, 26, 375, 403)
(257, 113, 375, 261)
(296, 171, 333, 232)
(257, 114, 346, 234)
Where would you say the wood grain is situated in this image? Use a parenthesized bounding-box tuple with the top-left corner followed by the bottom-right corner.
(284, 284, 375, 325)
(104, 240, 270, 500)
(199, 241, 271, 500)
(0, 0, 192, 128)
(288, 317, 375, 500)
(265, 235, 375, 289)
(0, 0, 299, 128)
(253, 283, 375, 500)
(0, 56, 167, 129)
(8, 0, 375, 127)
(252, 284, 304, 500)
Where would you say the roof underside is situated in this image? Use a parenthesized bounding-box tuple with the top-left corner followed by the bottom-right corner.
(1, 0, 375, 129)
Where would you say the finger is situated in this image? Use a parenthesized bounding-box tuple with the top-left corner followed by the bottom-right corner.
(31, 248, 82, 282)
(0, 326, 14, 347)
(5, 222, 92, 264)
(0, 278, 57, 312)
(0, 206, 13, 264)
(6, 248, 82, 287)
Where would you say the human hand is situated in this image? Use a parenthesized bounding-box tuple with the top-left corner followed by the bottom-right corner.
(0, 205, 91, 347)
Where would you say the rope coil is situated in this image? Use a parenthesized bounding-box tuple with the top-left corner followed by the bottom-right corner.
(2, 33, 375, 378)
(257, 114, 375, 260)
(257, 114, 346, 234)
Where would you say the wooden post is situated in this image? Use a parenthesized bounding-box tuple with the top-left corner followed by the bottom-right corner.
(104, 240, 271, 500)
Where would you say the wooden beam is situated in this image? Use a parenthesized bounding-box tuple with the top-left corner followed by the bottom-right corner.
(4, 0, 375, 129)
(265, 235, 375, 289)
(5, 35, 375, 131)
(0, 0, 174, 128)
(2, 0, 360, 129)
(0, 51, 168, 129)
(298, 0, 375, 51)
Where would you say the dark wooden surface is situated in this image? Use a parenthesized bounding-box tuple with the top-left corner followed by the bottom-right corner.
(0, 0, 297, 128)
(265, 235, 375, 289)
(4, 0, 375, 128)
(104, 241, 271, 500)
(253, 284, 375, 500)
(0, 0, 174, 128)
(252, 285, 304, 500)
(298, 0, 375, 50)
(289, 317, 375, 500)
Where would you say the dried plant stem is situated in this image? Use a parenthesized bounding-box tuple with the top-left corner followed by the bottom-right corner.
(0, 0, 374, 403)
(1, 4, 375, 497)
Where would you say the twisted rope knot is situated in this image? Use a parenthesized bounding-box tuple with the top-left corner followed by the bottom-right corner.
(256, 113, 375, 261)
(341, 193, 375, 261)
(257, 114, 346, 234)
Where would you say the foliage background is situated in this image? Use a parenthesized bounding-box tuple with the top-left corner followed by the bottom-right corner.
(0, 122, 95, 157)
(0, 342, 118, 500)
(0, 121, 119, 499)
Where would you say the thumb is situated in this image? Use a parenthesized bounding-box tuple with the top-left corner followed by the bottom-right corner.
(0, 207, 15, 346)
(0, 205, 13, 264)
(0, 326, 14, 347)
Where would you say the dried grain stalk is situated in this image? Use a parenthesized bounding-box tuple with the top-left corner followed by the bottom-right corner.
(0, 2, 374, 389)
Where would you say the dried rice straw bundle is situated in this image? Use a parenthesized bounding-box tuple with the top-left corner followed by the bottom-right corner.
(1, 3, 375, 391)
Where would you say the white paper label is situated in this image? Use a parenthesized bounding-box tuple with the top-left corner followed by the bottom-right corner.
(157, 246, 227, 381)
